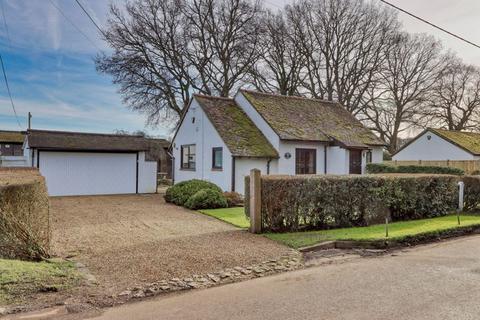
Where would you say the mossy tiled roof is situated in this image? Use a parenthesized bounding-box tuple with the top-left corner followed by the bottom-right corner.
(430, 128, 480, 155)
(240, 90, 385, 148)
(195, 95, 279, 158)
(0, 130, 24, 143)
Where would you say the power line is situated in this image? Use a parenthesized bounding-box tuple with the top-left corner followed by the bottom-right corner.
(48, 0, 101, 51)
(74, 0, 105, 37)
(0, 53, 21, 128)
(379, 0, 480, 50)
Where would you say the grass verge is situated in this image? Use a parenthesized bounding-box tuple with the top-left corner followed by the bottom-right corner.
(198, 207, 249, 228)
(0, 258, 80, 305)
(265, 215, 480, 249)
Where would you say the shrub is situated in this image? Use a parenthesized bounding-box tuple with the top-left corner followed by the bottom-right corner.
(185, 189, 228, 210)
(246, 174, 460, 232)
(366, 163, 464, 175)
(165, 179, 222, 206)
(463, 175, 480, 212)
(224, 192, 244, 207)
(0, 169, 50, 261)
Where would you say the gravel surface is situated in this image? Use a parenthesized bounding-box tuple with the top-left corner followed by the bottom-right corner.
(50, 194, 290, 296)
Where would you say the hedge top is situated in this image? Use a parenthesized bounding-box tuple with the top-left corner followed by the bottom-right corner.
(194, 95, 278, 158)
(240, 90, 385, 148)
(0, 168, 44, 187)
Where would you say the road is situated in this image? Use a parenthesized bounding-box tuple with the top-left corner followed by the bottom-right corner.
(39, 236, 480, 319)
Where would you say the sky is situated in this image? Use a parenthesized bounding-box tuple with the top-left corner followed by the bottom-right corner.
(0, 0, 479, 138)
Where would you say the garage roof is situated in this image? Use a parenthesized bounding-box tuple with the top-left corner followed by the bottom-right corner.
(26, 130, 150, 152)
(0, 130, 25, 144)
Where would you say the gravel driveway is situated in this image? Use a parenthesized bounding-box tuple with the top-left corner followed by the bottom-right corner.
(50, 194, 290, 296)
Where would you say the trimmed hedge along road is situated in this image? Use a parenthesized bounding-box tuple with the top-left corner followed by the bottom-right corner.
(245, 174, 480, 232)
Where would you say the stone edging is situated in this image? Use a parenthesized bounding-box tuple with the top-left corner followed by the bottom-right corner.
(113, 250, 303, 303)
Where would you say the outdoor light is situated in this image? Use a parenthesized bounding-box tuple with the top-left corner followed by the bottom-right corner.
(284, 152, 292, 159)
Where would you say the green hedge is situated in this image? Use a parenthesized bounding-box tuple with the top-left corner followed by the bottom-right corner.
(245, 174, 469, 232)
(0, 169, 50, 261)
(463, 175, 480, 212)
(366, 163, 464, 175)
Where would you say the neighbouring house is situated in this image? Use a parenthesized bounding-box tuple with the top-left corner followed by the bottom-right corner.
(146, 138, 172, 179)
(0, 130, 28, 167)
(170, 90, 385, 194)
(23, 129, 158, 196)
(393, 128, 480, 161)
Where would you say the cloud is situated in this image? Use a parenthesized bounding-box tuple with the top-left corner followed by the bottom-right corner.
(0, 95, 174, 137)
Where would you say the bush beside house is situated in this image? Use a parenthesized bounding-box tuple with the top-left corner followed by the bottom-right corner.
(165, 179, 228, 210)
(0, 168, 50, 261)
(185, 189, 228, 210)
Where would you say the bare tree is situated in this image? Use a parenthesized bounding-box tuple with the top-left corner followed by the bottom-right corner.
(363, 33, 445, 153)
(97, 0, 263, 125)
(185, 0, 263, 97)
(96, 0, 193, 125)
(424, 59, 480, 131)
(249, 10, 305, 95)
(287, 0, 400, 115)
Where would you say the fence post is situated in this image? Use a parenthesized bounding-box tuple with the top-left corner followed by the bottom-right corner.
(249, 169, 262, 234)
(458, 181, 464, 225)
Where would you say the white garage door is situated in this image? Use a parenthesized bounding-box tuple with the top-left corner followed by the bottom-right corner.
(38, 151, 137, 196)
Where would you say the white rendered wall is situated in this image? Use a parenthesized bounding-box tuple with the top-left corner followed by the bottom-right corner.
(0, 156, 28, 167)
(371, 147, 384, 163)
(277, 141, 326, 175)
(361, 147, 384, 173)
(234, 158, 270, 195)
(138, 151, 158, 193)
(172, 99, 232, 191)
(327, 147, 349, 174)
(393, 130, 475, 161)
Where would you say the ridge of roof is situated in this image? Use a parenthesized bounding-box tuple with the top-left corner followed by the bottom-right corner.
(192, 93, 234, 101)
(27, 129, 150, 152)
(27, 129, 145, 138)
(239, 89, 339, 105)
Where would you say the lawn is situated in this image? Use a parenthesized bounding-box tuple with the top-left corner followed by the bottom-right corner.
(0, 258, 80, 305)
(198, 207, 249, 228)
(265, 215, 480, 249)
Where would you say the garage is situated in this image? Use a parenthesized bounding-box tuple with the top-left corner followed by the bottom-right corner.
(24, 129, 158, 196)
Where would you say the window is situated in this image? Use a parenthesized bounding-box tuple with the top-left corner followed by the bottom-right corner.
(181, 144, 196, 170)
(295, 148, 316, 174)
(212, 147, 223, 170)
(366, 151, 372, 164)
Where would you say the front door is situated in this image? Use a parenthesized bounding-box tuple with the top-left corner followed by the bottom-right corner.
(349, 149, 362, 174)
(295, 148, 316, 174)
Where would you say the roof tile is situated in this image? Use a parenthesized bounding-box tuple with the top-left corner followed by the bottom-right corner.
(195, 95, 278, 158)
(240, 90, 385, 148)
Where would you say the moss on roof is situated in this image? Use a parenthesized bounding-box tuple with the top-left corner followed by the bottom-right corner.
(430, 128, 480, 155)
(240, 90, 385, 148)
(195, 95, 278, 158)
(0, 130, 24, 143)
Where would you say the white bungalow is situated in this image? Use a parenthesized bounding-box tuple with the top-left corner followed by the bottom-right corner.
(170, 90, 385, 194)
(393, 128, 480, 161)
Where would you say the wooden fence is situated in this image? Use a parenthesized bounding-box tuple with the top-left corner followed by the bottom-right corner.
(385, 160, 480, 174)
